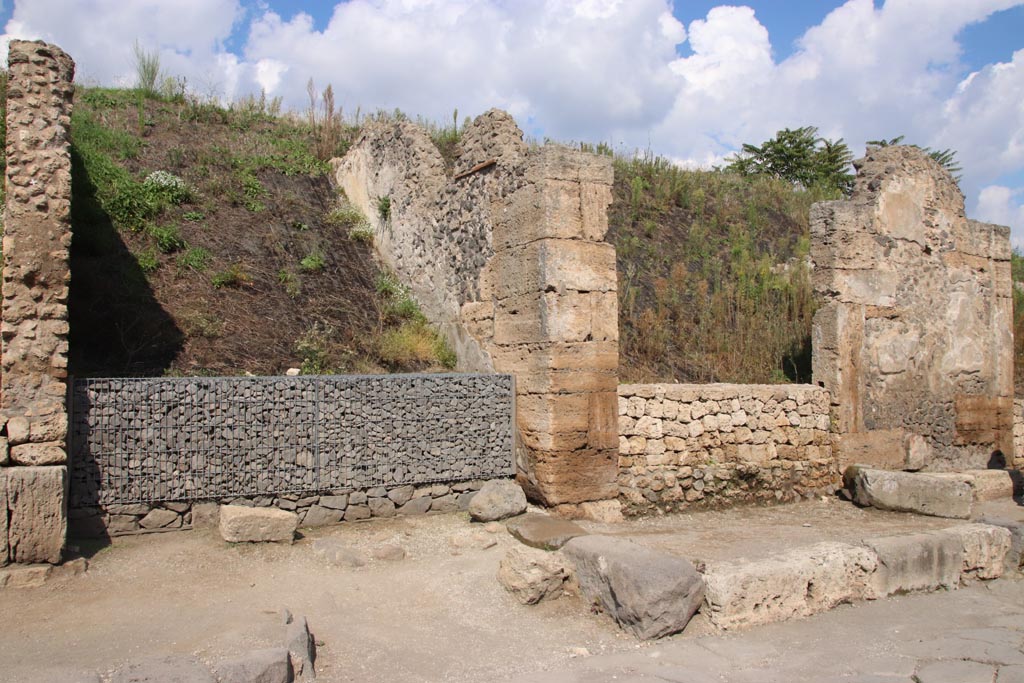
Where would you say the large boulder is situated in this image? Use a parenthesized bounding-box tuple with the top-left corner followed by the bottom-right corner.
(702, 542, 877, 630)
(497, 545, 573, 604)
(506, 513, 587, 550)
(562, 535, 705, 640)
(469, 479, 527, 522)
(844, 466, 972, 519)
(219, 505, 297, 543)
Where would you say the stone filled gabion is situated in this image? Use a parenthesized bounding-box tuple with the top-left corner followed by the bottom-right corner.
(69, 374, 514, 508)
(618, 384, 839, 515)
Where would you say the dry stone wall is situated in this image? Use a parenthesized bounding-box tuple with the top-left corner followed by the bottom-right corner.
(336, 110, 618, 508)
(618, 384, 837, 515)
(811, 146, 1013, 472)
(1, 40, 75, 565)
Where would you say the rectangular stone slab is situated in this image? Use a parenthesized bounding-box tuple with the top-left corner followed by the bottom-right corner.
(845, 466, 973, 519)
(6, 466, 67, 564)
(865, 532, 962, 597)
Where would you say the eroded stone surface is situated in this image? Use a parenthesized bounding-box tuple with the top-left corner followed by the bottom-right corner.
(702, 542, 877, 630)
(6, 466, 67, 564)
(110, 655, 215, 683)
(212, 647, 291, 683)
(506, 513, 587, 550)
(865, 532, 963, 596)
(942, 523, 1012, 580)
(219, 505, 296, 543)
(497, 545, 573, 605)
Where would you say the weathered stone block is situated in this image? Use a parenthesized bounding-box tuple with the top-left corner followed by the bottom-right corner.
(963, 469, 1016, 502)
(563, 535, 705, 639)
(10, 441, 66, 465)
(497, 545, 573, 605)
(219, 505, 296, 543)
(6, 466, 66, 564)
(942, 523, 1012, 580)
(864, 532, 962, 596)
(702, 542, 877, 630)
(845, 466, 973, 519)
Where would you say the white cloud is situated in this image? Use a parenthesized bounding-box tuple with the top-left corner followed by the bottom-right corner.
(2, 0, 1023, 240)
(978, 185, 1024, 247)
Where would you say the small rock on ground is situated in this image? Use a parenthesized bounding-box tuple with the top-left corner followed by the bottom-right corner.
(110, 655, 215, 683)
(497, 545, 573, 605)
(469, 480, 527, 522)
(312, 537, 366, 568)
(371, 543, 406, 561)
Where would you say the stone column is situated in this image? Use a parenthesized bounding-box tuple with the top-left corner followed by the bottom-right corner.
(1, 40, 75, 565)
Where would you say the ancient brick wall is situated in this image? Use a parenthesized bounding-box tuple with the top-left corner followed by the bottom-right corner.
(617, 384, 837, 515)
(811, 146, 1013, 472)
(1, 40, 75, 565)
(335, 111, 618, 512)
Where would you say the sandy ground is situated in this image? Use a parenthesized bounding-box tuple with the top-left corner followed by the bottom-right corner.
(1, 497, 1021, 682)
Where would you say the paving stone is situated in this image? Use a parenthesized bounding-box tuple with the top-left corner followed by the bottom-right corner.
(914, 659, 996, 683)
(109, 655, 215, 683)
(212, 647, 291, 683)
(998, 664, 1024, 683)
(506, 513, 588, 550)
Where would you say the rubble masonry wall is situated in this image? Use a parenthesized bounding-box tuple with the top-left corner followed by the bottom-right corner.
(811, 146, 1013, 472)
(1, 40, 75, 565)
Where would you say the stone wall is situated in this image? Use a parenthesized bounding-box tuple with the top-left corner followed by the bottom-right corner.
(1, 41, 75, 565)
(69, 374, 515, 508)
(617, 384, 837, 515)
(1014, 400, 1024, 469)
(811, 146, 1013, 472)
(71, 480, 490, 538)
(336, 110, 618, 510)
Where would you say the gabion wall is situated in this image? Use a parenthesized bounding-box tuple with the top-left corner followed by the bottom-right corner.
(69, 374, 515, 507)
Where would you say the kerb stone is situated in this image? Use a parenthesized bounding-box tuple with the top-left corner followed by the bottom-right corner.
(562, 535, 705, 640)
(864, 532, 963, 596)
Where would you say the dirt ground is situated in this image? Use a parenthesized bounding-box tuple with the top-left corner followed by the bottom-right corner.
(1, 497, 1021, 682)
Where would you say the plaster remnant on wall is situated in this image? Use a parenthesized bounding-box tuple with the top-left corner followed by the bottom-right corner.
(811, 146, 1013, 472)
(335, 109, 618, 506)
(1, 40, 75, 565)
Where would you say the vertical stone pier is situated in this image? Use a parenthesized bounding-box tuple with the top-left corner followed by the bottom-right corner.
(811, 146, 1013, 472)
(1, 40, 75, 565)
(336, 111, 620, 515)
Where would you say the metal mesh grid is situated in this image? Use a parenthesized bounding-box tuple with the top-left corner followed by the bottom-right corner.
(69, 374, 515, 506)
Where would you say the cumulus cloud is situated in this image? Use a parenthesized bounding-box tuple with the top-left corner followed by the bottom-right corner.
(2, 0, 1023, 238)
(978, 185, 1024, 246)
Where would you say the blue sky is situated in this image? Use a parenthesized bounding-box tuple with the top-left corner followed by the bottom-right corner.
(2, 0, 1023, 241)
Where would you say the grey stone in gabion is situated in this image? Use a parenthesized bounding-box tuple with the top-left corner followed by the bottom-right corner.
(366, 487, 387, 498)
(344, 505, 371, 521)
(431, 494, 458, 513)
(219, 505, 296, 543)
(469, 479, 527, 522)
(349, 491, 368, 505)
(388, 485, 416, 506)
(398, 497, 432, 516)
(368, 497, 396, 518)
(318, 495, 348, 510)
(139, 508, 180, 530)
(302, 505, 343, 527)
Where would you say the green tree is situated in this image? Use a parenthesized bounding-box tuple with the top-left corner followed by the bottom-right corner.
(866, 136, 962, 182)
(725, 126, 854, 196)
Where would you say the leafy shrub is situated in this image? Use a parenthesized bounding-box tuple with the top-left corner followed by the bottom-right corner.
(376, 195, 391, 222)
(211, 263, 251, 289)
(299, 250, 325, 272)
(148, 224, 186, 253)
(143, 170, 191, 204)
(176, 246, 211, 272)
